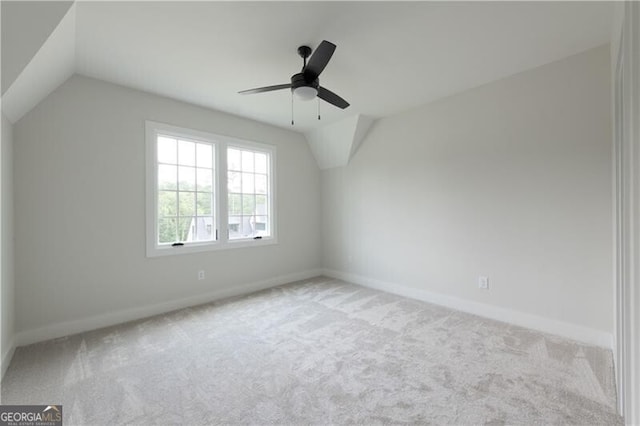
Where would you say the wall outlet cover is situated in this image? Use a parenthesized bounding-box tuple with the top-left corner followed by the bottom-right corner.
(478, 276, 489, 289)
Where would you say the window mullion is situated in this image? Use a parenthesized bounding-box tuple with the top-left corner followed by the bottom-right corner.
(218, 141, 229, 244)
(174, 139, 180, 243)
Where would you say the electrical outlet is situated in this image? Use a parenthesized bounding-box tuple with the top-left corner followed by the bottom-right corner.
(478, 276, 489, 290)
(198, 270, 205, 280)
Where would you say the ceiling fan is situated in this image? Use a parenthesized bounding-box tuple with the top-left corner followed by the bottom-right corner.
(239, 40, 350, 111)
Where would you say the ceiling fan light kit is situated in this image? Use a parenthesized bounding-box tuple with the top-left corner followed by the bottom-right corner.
(294, 86, 318, 101)
(239, 40, 350, 124)
(291, 71, 319, 100)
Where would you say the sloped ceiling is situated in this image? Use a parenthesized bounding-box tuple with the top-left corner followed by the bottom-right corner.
(305, 115, 375, 170)
(1, 3, 75, 123)
(1, 2, 615, 167)
(73, 1, 613, 132)
(1, 1, 73, 94)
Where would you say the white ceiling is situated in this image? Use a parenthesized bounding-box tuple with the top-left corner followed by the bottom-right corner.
(70, 2, 611, 132)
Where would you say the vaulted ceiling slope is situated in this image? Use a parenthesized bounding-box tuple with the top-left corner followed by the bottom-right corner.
(1, 2, 75, 124)
(1, 0, 73, 94)
(3, 1, 613, 133)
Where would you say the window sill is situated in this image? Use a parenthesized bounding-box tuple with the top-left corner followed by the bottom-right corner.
(146, 237, 277, 258)
(226, 236, 277, 249)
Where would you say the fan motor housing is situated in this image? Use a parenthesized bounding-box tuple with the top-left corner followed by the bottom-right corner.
(291, 73, 319, 91)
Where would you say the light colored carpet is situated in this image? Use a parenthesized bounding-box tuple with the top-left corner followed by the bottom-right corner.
(1, 276, 621, 425)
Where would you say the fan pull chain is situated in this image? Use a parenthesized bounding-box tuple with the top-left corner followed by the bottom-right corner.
(291, 92, 294, 126)
(317, 98, 321, 121)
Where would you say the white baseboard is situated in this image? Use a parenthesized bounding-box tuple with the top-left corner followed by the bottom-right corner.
(12, 267, 613, 351)
(15, 269, 322, 347)
(1, 338, 16, 381)
(323, 269, 613, 349)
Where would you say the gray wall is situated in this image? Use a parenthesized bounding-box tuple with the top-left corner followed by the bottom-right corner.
(10, 45, 614, 346)
(322, 45, 613, 333)
(13, 75, 321, 334)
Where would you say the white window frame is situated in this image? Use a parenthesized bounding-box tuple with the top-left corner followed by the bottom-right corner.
(146, 121, 277, 257)
(225, 139, 277, 247)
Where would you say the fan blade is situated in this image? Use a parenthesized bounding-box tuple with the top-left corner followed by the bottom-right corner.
(318, 86, 349, 109)
(303, 40, 336, 81)
(238, 84, 291, 95)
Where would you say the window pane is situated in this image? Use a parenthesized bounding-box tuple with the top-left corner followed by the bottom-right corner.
(241, 172, 254, 193)
(228, 171, 241, 193)
(197, 192, 212, 215)
(241, 151, 254, 172)
(179, 192, 195, 217)
(255, 174, 267, 194)
(255, 216, 269, 236)
(255, 195, 267, 215)
(228, 193, 242, 215)
(228, 148, 241, 171)
(178, 217, 195, 242)
(178, 166, 196, 191)
(254, 153, 267, 174)
(158, 136, 177, 164)
(158, 191, 178, 217)
(196, 168, 212, 192)
(158, 164, 177, 190)
(196, 143, 213, 168)
(158, 217, 177, 244)
(242, 195, 255, 215)
(228, 215, 242, 239)
(242, 216, 254, 238)
(178, 140, 196, 166)
(195, 216, 215, 241)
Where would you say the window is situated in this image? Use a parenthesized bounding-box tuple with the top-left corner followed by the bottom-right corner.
(146, 121, 276, 257)
(227, 147, 271, 240)
(156, 135, 215, 245)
